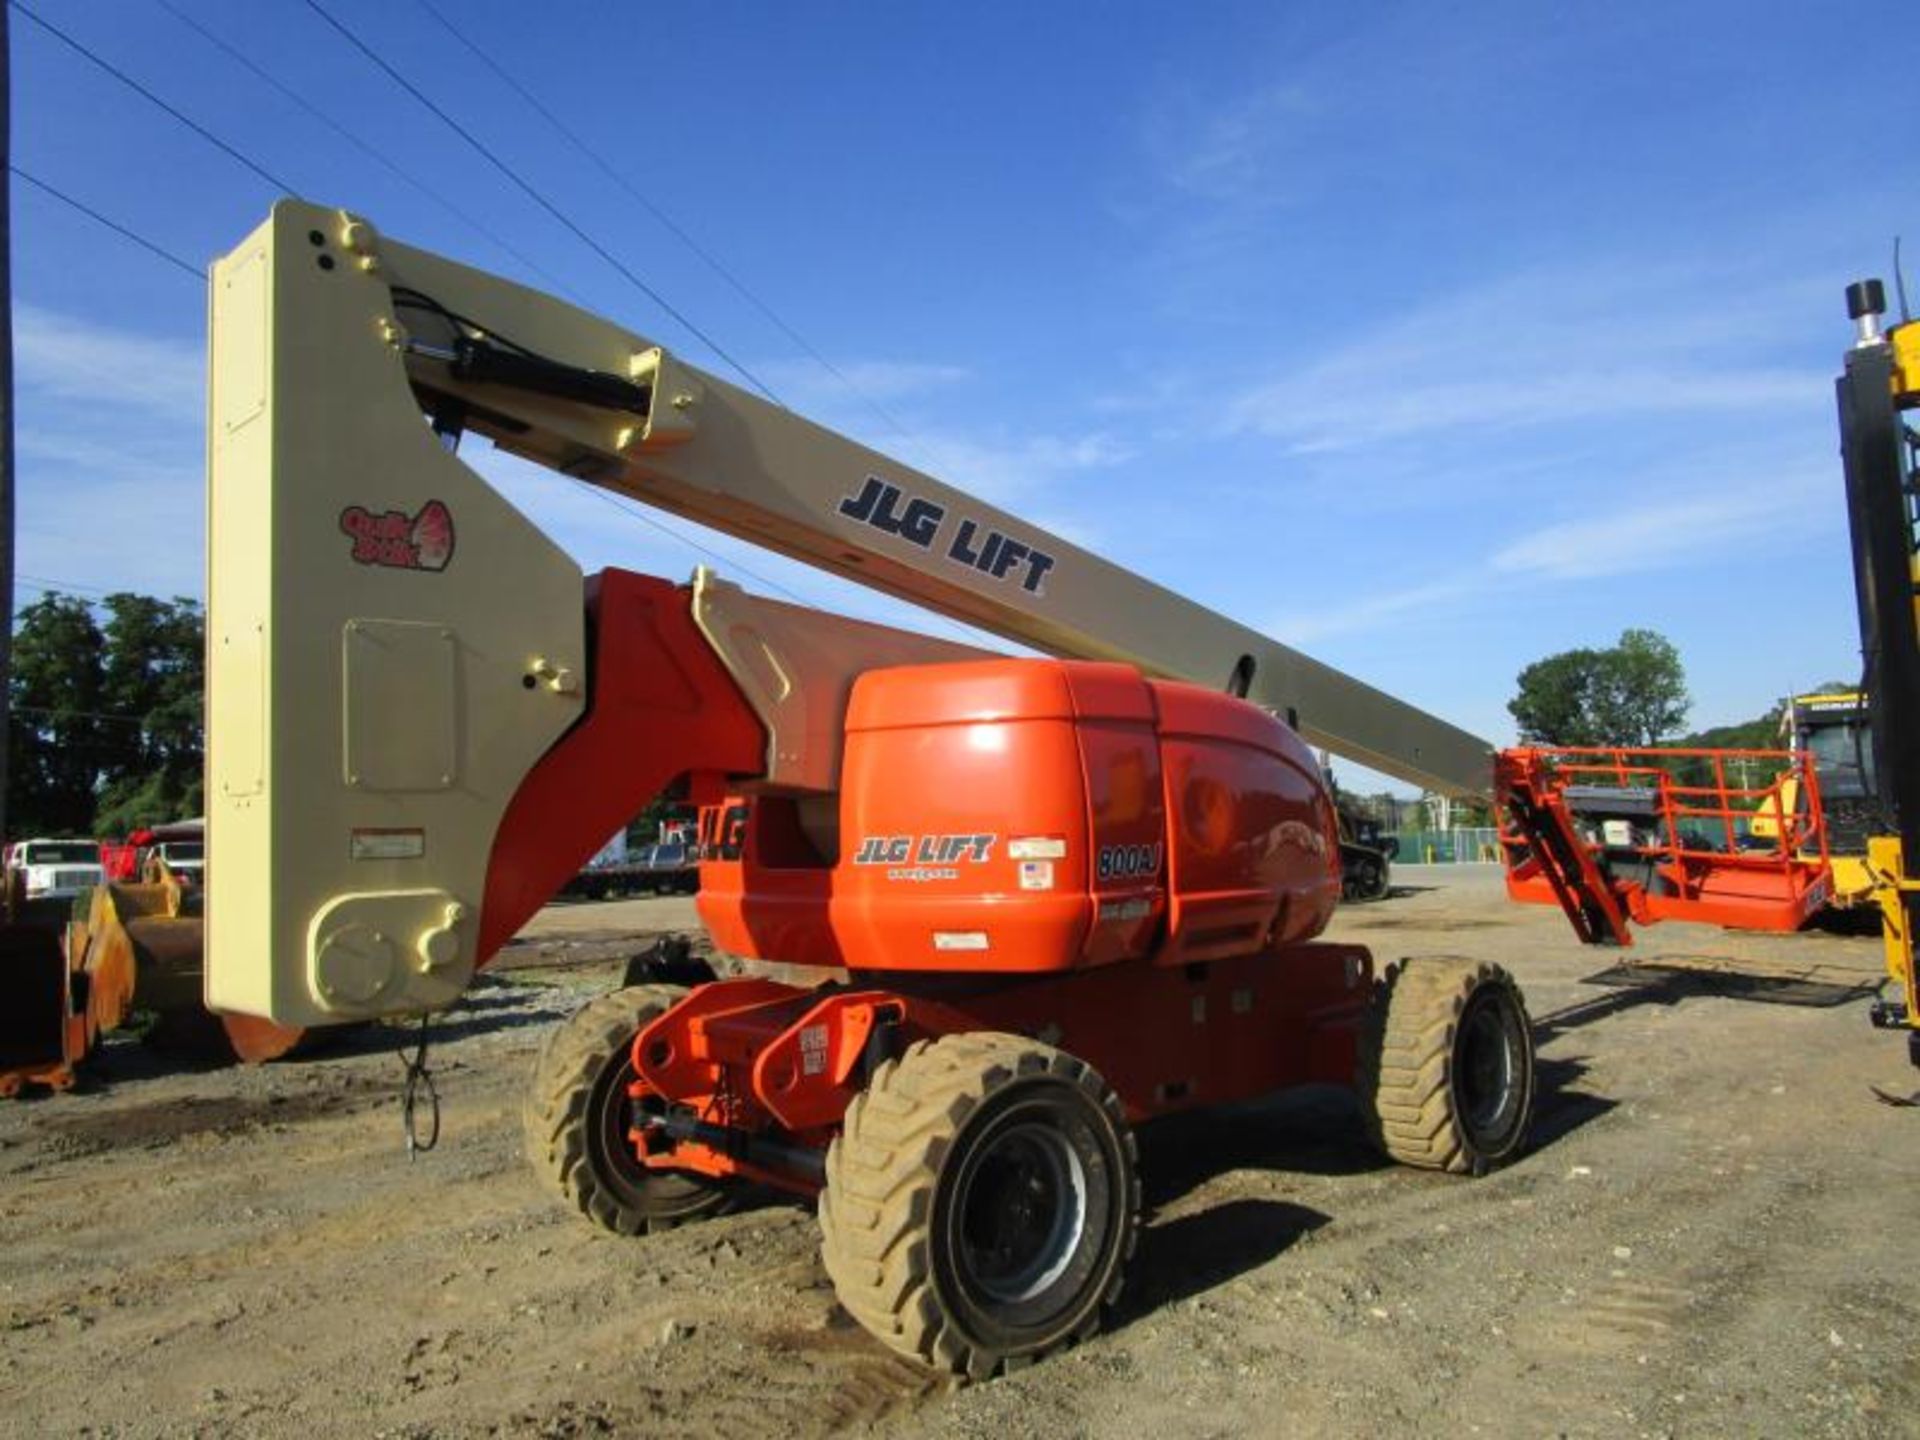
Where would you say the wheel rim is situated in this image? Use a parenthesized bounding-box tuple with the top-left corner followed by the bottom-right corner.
(933, 1084, 1120, 1342)
(1454, 987, 1526, 1150)
(956, 1121, 1089, 1305)
(589, 1050, 708, 1212)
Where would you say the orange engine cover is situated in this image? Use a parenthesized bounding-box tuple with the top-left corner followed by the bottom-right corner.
(697, 658, 1340, 974)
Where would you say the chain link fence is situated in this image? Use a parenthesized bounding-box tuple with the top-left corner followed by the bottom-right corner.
(1387, 827, 1503, 864)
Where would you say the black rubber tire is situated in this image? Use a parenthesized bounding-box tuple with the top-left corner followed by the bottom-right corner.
(522, 985, 729, 1235)
(1357, 957, 1535, 1175)
(818, 1032, 1140, 1380)
(1343, 849, 1388, 903)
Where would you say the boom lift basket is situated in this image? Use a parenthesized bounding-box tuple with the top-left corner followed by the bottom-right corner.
(1499, 745, 1835, 938)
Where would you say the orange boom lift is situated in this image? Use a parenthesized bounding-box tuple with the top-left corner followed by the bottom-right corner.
(200, 200, 1535, 1377)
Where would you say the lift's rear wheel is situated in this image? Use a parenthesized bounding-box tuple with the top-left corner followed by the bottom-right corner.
(1358, 957, 1535, 1175)
(523, 985, 729, 1235)
(818, 1032, 1139, 1379)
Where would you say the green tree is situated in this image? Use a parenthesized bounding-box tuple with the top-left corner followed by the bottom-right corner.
(7, 591, 205, 838)
(94, 595, 204, 834)
(626, 793, 696, 848)
(1682, 702, 1788, 752)
(1591, 628, 1690, 746)
(8, 594, 109, 834)
(1677, 681, 1854, 752)
(1508, 647, 1605, 745)
(1509, 628, 1690, 747)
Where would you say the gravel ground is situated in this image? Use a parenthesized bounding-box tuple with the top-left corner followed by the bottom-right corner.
(2, 867, 1914, 1437)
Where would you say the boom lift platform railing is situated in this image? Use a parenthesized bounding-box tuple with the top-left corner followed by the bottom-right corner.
(1498, 745, 1835, 943)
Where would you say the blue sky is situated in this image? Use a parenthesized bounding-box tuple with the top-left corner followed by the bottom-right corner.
(11, 1, 1914, 790)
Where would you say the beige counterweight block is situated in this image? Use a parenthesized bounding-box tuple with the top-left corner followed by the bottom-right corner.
(207, 203, 588, 1027)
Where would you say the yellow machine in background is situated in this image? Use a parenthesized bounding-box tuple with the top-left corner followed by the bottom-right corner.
(1748, 690, 1880, 908)
(1836, 280, 1920, 1079)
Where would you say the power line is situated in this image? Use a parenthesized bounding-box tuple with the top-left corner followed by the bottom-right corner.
(11, 164, 202, 280)
(10, 0, 291, 194)
(565, 479, 810, 609)
(149, 0, 581, 305)
(412, 0, 933, 465)
(12, 578, 203, 615)
(13, 4, 975, 651)
(15, 573, 118, 596)
(307, 6, 984, 648)
(301, 0, 784, 406)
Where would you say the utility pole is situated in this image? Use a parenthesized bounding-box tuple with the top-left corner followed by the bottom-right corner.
(0, 6, 15, 848)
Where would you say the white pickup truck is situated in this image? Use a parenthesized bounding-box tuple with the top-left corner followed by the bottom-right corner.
(6, 837, 104, 903)
(146, 839, 205, 884)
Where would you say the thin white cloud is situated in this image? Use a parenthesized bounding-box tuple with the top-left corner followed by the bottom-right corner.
(1269, 469, 1826, 643)
(762, 357, 972, 407)
(15, 304, 204, 419)
(17, 468, 203, 600)
(1491, 478, 1820, 581)
(1151, 83, 1321, 204)
(14, 307, 206, 599)
(1224, 262, 1825, 452)
(18, 427, 199, 485)
(1240, 369, 1818, 453)
(905, 428, 1131, 510)
(1269, 578, 1478, 646)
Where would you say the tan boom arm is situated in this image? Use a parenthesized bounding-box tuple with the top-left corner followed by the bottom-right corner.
(315, 205, 1489, 796)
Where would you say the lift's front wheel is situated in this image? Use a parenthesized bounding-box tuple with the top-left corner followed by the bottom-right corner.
(818, 1032, 1139, 1379)
(522, 985, 730, 1235)
(1358, 957, 1535, 1175)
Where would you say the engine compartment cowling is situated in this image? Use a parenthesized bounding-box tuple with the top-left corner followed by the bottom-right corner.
(697, 658, 1341, 973)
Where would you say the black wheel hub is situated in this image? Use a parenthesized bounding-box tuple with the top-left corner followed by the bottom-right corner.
(934, 1086, 1122, 1347)
(589, 1052, 706, 1212)
(1454, 987, 1527, 1151)
(959, 1124, 1085, 1304)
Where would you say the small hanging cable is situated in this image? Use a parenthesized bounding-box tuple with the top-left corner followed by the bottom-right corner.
(399, 1012, 442, 1159)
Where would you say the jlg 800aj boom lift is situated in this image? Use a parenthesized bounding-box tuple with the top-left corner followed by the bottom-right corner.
(206, 201, 1530, 1377)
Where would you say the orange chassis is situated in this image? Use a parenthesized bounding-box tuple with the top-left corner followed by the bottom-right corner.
(625, 946, 1372, 1194)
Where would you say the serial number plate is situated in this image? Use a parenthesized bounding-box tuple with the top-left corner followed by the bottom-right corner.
(350, 828, 426, 861)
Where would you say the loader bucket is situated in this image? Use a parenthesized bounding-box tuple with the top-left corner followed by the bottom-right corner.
(0, 916, 77, 1096)
(4, 877, 311, 1096)
(70, 882, 307, 1066)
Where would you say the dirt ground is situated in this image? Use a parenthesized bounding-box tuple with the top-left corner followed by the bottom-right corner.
(4, 865, 1916, 1438)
